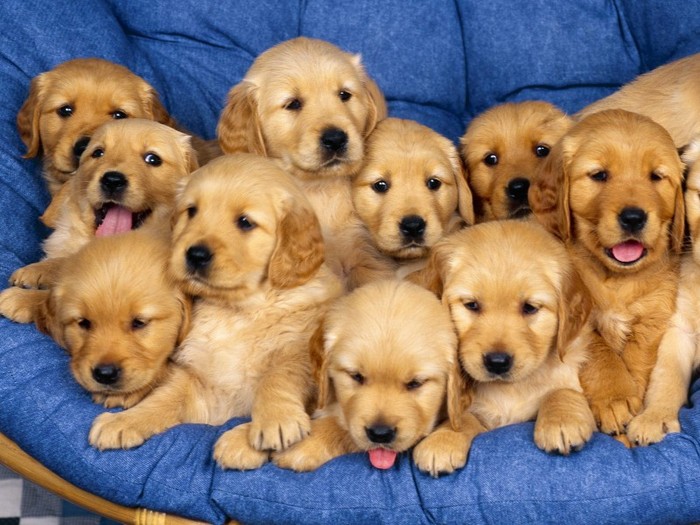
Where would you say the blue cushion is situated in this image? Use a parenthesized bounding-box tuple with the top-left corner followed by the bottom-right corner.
(2, 1, 700, 523)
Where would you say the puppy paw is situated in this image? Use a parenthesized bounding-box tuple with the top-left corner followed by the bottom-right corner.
(89, 411, 159, 450)
(590, 395, 642, 435)
(413, 427, 473, 478)
(213, 424, 269, 470)
(249, 406, 311, 451)
(272, 436, 333, 472)
(535, 408, 596, 455)
(627, 409, 680, 447)
(92, 389, 148, 409)
(0, 287, 44, 323)
(10, 261, 58, 290)
(595, 310, 633, 353)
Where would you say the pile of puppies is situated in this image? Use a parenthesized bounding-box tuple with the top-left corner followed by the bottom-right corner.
(0, 37, 697, 477)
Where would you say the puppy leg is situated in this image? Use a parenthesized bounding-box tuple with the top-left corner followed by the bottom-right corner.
(272, 416, 358, 472)
(534, 388, 596, 454)
(0, 287, 48, 324)
(412, 413, 484, 478)
(10, 258, 64, 289)
(627, 325, 694, 446)
(213, 423, 270, 471)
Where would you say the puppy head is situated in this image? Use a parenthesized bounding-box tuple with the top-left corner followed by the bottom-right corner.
(352, 118, 474, 260)
(67, 119, 197, 237)
(314, 279, 459, 468)
(544, 109, 684, 272)
(169, 154, 325, 302)
(217, 37, 387, 180)
(461, 101, 572, 221)
(44, 229, 190, 398)
(416, 221, 590, 384)
(17, 58, 175, 192)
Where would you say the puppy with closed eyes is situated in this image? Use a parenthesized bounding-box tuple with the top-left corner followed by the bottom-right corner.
(273, 279, 468, 477)
(351, 118, 475, 278)
(0, 227, 190, 408)
(10, 118, 198, 290)
(217, 36, 393, 289)
(89, 154, 344, 471)
(460, 101, 572, 222)
(411, 220, 595, 469)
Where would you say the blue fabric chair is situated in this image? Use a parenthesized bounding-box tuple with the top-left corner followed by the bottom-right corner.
(1, 1, 700, 523)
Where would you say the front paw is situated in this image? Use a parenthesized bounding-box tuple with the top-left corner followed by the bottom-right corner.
(272, 435, 333, 472)
(10, 261, 57, 290)
(213, 424, 269, 470)
(92, 389, 148, 409)
(627, 408, 680, 446)
(590, 395, 642, 435)
(89, 411, 159, 450)
(535, 405, 596, 455)
(413, 428, 473, 478)
(249, 405, 311, 451)
(0, 287, 43, 323)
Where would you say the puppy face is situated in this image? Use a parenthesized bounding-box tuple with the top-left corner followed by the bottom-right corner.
(315, 280, 459, 468)
(217, 37, 386, 180)
(352, 118, 474, 259)
(169, 154, 325, 302)
(553, 109, 684, 272)
(17, 58, 174, 193)
(461, 101, 572, 221)
(45, 230, 189, 400)
(70, 119, 197, 237)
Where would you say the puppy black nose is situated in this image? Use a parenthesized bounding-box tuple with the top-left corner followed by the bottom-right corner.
(483, 352, 513, 375)
(100, 171, 128, 195)
(618, 206, 647, 233)
(73, 136, 91, 159)
(365, 424, 396, 444)
(92, 364, 121, 386)
(399, 215, 426, 239)
(186, 244, 213, 272)
(320, 127, 348, 153)
(506, 177, 530, 203)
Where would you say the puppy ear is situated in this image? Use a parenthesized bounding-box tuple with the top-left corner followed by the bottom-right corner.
(670, 179, 686, 254)
(217, 81, 266, 155)
(446, 355, 471, 432)
(17, 73, 46, 158)
(450, 151, 475, 226)
(406, 239, 450, 298)
(268, 199, 325, 289)
(531, 138, 573, 241)
(351, 54, 387, 137)
(176, 134, 200, 174)
(40, 181, 71, 228)
(36, 287, 66, 348)
(140, 83, 179, 129)
(556, 267, 592, 359)
(308, 320, 333, 410)
(175, 293, 192, 346)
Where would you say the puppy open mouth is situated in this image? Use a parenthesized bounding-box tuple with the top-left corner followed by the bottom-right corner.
(605, 240, 647, 265)
(94, 203, 151, 237)
(368, 447, 398, 469)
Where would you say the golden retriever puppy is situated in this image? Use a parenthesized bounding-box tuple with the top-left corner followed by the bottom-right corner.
(533, 109, 685, 437)
(577, 53, 700, 148)
(89, 154, 344, 471)
(351, 118, 474, 278)
(460, 101, 573, 222)
(10, 118, 198, 290)
(627, 139, 700, 445)
(273, 279, 466, 476)
(410, 220, 594, 468)
(0, 228, 190, 408)
(217, 36, 393, 289)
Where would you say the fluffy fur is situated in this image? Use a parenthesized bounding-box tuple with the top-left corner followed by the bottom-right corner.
(88, 154, 344, 471)
(0, 228, 190, 408)
(217, 37, 393, 289)
(351, 117, 474, 277)
(10, 118, 198, 290)
(461, 101, 572, 222)
(273, 279, 464, 477)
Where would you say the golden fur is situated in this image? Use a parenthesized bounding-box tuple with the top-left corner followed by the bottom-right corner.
(10, 119, 197, 290)
(217, 37, 393, 289)
(461, 101, 572, 222)
(577, 53, 700, 148)
(627, 139, 700, 445)
(88, 154, 344, 471)
(273, 279, 463, 476)
(534, 109, 684, 436)
(351, 117, 474, 277)
(411, 220, 594, 464)
(0, 228, 190, 408)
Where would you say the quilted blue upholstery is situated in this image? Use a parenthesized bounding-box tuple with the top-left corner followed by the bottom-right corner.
(2, 1, 700, 523)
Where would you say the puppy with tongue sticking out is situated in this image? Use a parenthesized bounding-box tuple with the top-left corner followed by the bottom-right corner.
(9, 119, 198, 290)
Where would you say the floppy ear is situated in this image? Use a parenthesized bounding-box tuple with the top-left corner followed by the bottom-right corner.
(17, 73, 47, 158)
(216, 81, 266, 155)
(311, 321, 338, 410)
(175, 134, 200, 174)
(175, 293, 192, 346)
(531, 138, 573, 242)
(451, 153, 475, 226)
(670, 179, 686, 254)
(446, 354, 472, 432)
(268, 199, 325, 289)
(556, 266, 592, 359)
(40, 180, 71, 228)
(351, 54, 387, 137)
(406, 239, 450, 298)
(35, 287, 67, 348)
(140, 83, 179, 129)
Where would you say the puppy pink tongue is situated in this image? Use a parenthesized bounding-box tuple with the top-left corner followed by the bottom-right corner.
(611, 240, 644, 263)
(368, 448, 397, 469)
(96, 206, 133, 237)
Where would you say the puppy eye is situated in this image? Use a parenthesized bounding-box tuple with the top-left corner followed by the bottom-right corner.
(349, 372, 365, 385)
(426, 178, 442, 191)
(464, 301, 480, 312)
(111, 110, 128, 119)
(338, 90, 352, 102)
(236, 215, 256, 231)
(522, 302, 539, 315)
(131, 318, 148, 330)
(590, 170, 608, 182)
(483, 153, 498, 166)
(406, 379, 424, 391)
(77, 318, 91, 330)
(535, 144, 550, 158)
(91, 148, 104, 159)
(57, 104, 74, 118)
(284, 98, 302, 111)
(144, 153, 162, 166)
(650, 171, 663, 182)
(372, 180, 390, 193)
(187, 206, 197, 218)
